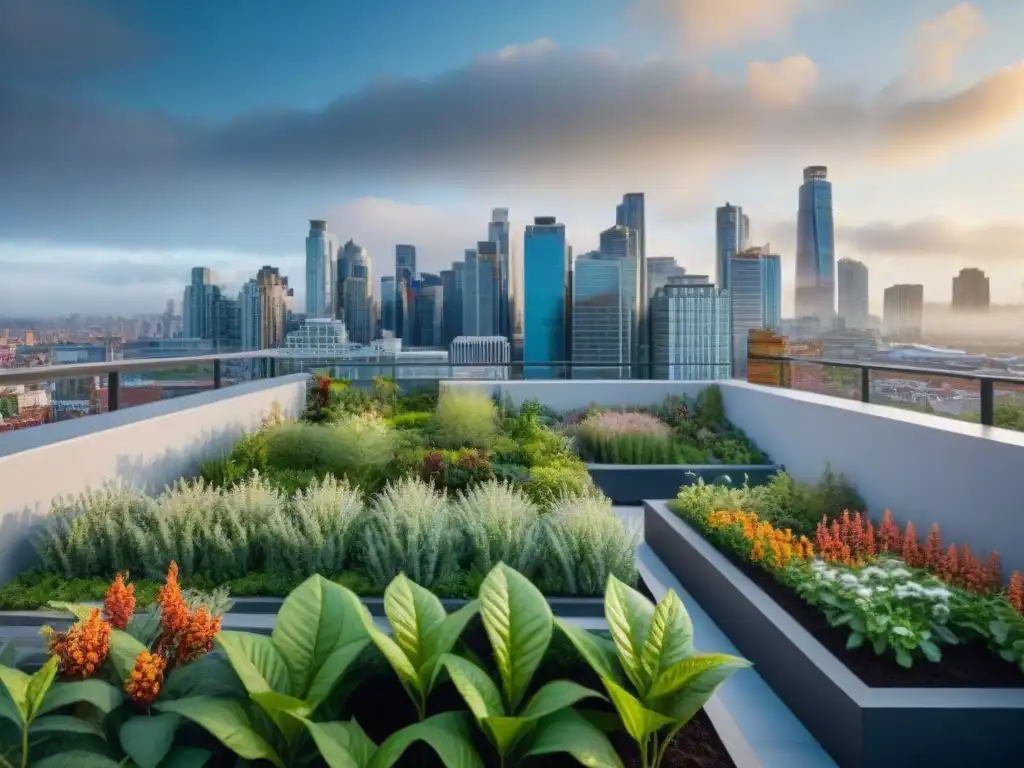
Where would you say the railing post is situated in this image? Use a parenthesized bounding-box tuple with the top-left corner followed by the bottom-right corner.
(108, 371, 120, 411)
(860, 367, 871, 403)
(213, 359, 222, 389)
(980, 379, 994, 426)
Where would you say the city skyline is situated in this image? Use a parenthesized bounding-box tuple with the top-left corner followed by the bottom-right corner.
(1, 1, 1023, 315)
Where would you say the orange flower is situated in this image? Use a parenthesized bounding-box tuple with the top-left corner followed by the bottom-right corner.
(902, 521, 923, 568)
(939, 543, 960, 584)
(1008, 571, 1024, 614)
(923, 524, 944, 570)
(174, 606, 222, 665)
(983, 551, 1002, 595)
(48, 609, 111, 679)
(125, 651, 167, 705)
(104, 572, 136, 630)
(863, 521, 876, 558)
(157, 562, 190, 643)
(876, 509, 902, 554)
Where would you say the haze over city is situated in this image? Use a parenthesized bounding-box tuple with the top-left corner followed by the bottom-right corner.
(1, 0, 1023, 318)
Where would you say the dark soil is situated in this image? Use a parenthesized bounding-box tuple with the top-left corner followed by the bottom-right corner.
(339, 621, 736, 766)
(718, 539, 1023, 688)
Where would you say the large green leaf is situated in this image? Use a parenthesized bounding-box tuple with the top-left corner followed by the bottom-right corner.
(216, 631, 291, 697)
(522, 709, 624, 768)
(604, 576, 655, 695)
(108, 629, 148, 683)
(39, 680, 124, 716)
(553, 620, 623, 684)
(161, 653, 247, 701)
(440, 655, 503, 722)
(371, 712, 484, 768)
(119, 713, 182, 768)
(601, 677, 673, 744)
(158, 746, 212, 767)
(0, 663, 32, 722)
(649, 654, 751, 721)
(639, 590, 693, 685)
(478, 564, 552, 711)
(47, 602, 95, 622)
(271, 576, 368, 699)
(157, 696, 284, 768)
(384, 574, 446, 670)
(520, 680, 604, 721)
(126, 607, 165, 647)
(0, 688, 20, 726)
(250, 690, 310, 743)
(304, 638, 371, 710)
(423, 601, 478, 691)
(24, 656, 58, 722)
(367, 627, 420, 699)
(480, 715, 532, 757)
(32, 751, 124, 767)
(301, 719, 362, 768)
(29, 714, 105, 740)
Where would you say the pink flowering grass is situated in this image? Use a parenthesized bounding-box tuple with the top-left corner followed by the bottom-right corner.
(579, 411, 672, 438)
(576, 410, 706, 465)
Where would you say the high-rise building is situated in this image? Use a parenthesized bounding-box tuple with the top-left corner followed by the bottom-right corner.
(416, 274, 444, 347)
(305, 220, 337, 319)
(647, 257, 686, 301)
(761, 251, 782, 331)
(461, 248, 478, 339)
(336, 240, 364, 320)
(395, 245, 417, 341)
(182, 267, 225, 345)
(650, 275, 731, 381)
(616, 193, 648, 372)
(795, 166, 836, 320)
(336, 241, 372, 344)
(598, 225, 640, 372)
(837, 258, 870, 329)
(450, 336, 511, 380)
(883, 283, 924, 340)
(240, 266, 291, 351)
(572, 254, 628, 379)
(715, 203, 749, 291)
(523, 216, 569, 378)
(730, 249, 768, 377)
(488, 209, 513, 339)
(952, 268, 990, 312)
(441, 263, 464, 346)
(380, 276, 397, 334)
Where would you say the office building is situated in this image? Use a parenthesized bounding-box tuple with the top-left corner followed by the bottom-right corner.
(416, 273, 444, 347)
(240, 266, 291, 351)
(650, 275, 731, 381)
(761, 251, 782, 331)
(336, 240, 365, 320)
(182, 267, 228, 347)
(715, 203, 749, 291)
(395, 245, 417, 340)
(730, 249, 768, 377)
(284, 317, 350, 354)
(441, 263, 464, 346)
(616, 193, 648, 369)
(337, 242, 372, 344)
(450, 336, 510, 379)
(598, 225, 640, 371)
(380, 276, 397, 333)
(795, 166, 836, 320)
(952, 268, 990, 312)
(488, 209, 513, 339)
(523, 216, 570, 378)
(305, 220, 337, 319)
(883, 283, 925, 340)
(837, 258, 870, 329)
(572, 254, 629, 379)
(648, 257, 686, 301)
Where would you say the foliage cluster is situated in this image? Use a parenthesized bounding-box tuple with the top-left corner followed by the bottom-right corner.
(30, 475, 638, 602)
(0, 564, 748, 768)
(671, 480, 1024, 672)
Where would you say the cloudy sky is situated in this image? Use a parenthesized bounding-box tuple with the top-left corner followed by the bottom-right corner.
(1, 0, 1022, 316)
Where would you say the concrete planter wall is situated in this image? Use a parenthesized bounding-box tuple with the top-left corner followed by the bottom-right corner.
(643, 500, 1024, 768)
(586, 464, 782, 506)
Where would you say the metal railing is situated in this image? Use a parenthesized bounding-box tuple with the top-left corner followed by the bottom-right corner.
(748, 353, 1024, 426)
(0, 354, 724, 412)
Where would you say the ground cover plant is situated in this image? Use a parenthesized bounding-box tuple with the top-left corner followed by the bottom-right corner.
(549, 386, 769, 466)
(0, 564, 748, 767)
(1, 475, 639, 608)
(669, 477, 1024, 684)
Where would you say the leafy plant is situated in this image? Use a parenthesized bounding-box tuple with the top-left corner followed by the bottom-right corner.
(440, 564, 621, 767)
(694, 385, 726, 430)
(557, 576, 750, 768)
(430, 389, 498, 450)
(364, 574, 478, 719)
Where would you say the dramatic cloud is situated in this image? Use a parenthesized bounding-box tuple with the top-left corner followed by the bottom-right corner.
(2, 34, 1024, 253)
(632, 0, 811, 52)
(906, 3, 985, 91)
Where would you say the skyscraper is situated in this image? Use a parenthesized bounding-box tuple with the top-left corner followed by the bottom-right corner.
(837, 258, 870, 329)
(488, 208, 513, 339)
(761, 251, 782, 331)
(380, 276, 397, 334)
(715, 203, 749, 291)
(730, 250, 767, 377)
(462, 248, 478, 337)
(305, 220, 337, 319)
(952, 268, 990, 312)
(416, 273, 444, 347)
(395, 244, 417, 340)
(523, 216, 569, 378)
(616, 193, 648, 372)
(795, 166, 836, 321)
(572, 254, 628, 379)
(883, 284, 924, 340)
(342, 245, 373, 344)
(650, 275, 731, 381)
(598, 225, 640, 372)
(647, 257, 686, 301)
(240, 266, 291, 351)
(441, 262, 464, 346)
(183, 267, 224, 345)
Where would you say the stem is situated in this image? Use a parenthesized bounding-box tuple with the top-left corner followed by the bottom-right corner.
(640, 736, 649, 768)
(20, 725, 28, 768)
(651, 733, 660, 767)
(654, 724, 685, 768)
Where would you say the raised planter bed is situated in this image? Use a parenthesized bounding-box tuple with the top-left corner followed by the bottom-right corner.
(586, 464, 782, 505)
(643, 499, 1024, 768)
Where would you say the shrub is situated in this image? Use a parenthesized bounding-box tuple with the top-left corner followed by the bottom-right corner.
(420, 448, 494, 492)
(576, 411, 705, 464)
(387, 410, 431, 431)
(262, 475, 363, 577)
(543, 492, 639, 595)
(451, 480, 543, 577)
(695, 384, 726, 429)
(521, 463, 592, 507)
(362, 476, 456, 588)
(429, 388, 498, 449)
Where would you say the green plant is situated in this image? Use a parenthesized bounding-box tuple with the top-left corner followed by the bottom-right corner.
(452, 481, 543, 577)
(386, 411, 431, 431)
(362, 477, 456, 589)
(440, 564, 620, 766)
(521, 462, 592, 507)
(429, 389, 498, 450)
(544, 493, 639, 595)
(694, 385, 726, 430)
(557, 576, 750, 768)
(364, 574, 479, 720)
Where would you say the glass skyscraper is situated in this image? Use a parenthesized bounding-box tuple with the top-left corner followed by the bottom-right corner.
(650, 275, 731, 381)
(380, 276, 396, 333)
(795, 166, 836, 320)
(730, 251, 766, 378)
(616, 194, 647, 372)
(523, 216, 569, 378)
(598, 225, 639, 373)
(305, 220, 337, 319)
(715, 203, 749, 292)
(572, 255, 628, 379)
(394, 244, 417, 341)
(762, 252, 782, 331)
(837, 258, 869, 329)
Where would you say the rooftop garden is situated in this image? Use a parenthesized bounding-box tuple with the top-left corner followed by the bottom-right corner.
(668, 473, 1024, 683)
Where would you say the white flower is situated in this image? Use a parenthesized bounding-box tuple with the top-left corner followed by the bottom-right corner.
(839, 573, 860, 587)
(856, 587, 874, 599)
